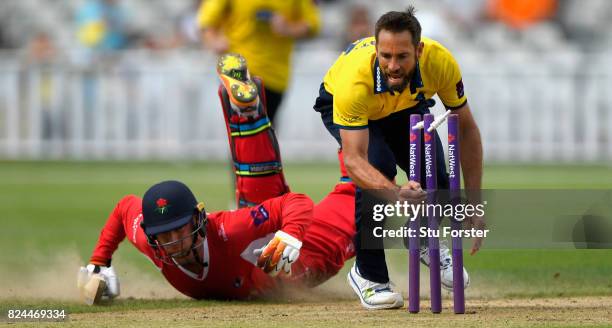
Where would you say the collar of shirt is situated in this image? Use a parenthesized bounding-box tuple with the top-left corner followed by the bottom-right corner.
(372, 58, 424, 95)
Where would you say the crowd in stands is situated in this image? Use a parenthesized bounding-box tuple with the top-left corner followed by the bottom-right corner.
(0, 0, 610, 57)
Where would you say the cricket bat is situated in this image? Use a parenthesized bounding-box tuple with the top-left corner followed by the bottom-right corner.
(77, 267, 106, 305)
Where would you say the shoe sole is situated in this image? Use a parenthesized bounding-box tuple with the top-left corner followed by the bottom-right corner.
(347, 270, 403, 310)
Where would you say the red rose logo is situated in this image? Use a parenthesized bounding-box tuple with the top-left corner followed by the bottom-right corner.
(410, 133, 417, 142)
(448, 134, 456, 143)
(424, 133, 432, 142)
(155, 198, 170, 214)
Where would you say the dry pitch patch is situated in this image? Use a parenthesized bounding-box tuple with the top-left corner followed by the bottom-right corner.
(17, 296, 607, 328)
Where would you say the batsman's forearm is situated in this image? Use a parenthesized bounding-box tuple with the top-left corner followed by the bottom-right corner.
(90, 212, 126, 266)
(344, 153, 398, 190)
(277, 192, 313, 241)
(460, 127, 483, 190)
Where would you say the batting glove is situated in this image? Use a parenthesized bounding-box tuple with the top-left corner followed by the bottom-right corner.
(77, 264, 120, 305)
(254, 231, 302, 276)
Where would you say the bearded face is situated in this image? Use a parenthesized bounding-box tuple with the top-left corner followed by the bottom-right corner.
(376, 30, 423, 93)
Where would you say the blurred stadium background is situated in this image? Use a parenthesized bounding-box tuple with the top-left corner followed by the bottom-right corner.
(1, 0, 612, 162)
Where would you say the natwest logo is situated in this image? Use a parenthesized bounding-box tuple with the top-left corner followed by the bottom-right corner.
(424, 144, 433, 178)
(448, 144, 457, 179)
(409, 143, 417, 178)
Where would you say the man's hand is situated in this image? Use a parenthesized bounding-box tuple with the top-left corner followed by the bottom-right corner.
(202, 28, 229, 55)
(463, 189, 486, 255)
(254, 230, 302, 276)
(77, 264, 120, 305)
(398, 181, 427, 203)
(468, 215, 486, 255)
(270, 14, 310, 38)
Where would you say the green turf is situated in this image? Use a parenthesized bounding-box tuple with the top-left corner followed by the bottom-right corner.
(1, 161, 611, 306)
(481, 164, 612, 189)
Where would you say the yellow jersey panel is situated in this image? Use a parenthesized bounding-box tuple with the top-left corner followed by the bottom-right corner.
(198, 0, 320, 92)
(323, 36, 467, 128)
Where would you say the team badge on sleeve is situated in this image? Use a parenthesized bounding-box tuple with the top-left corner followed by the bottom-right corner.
(456, 79, 465, 98)
(250, 205, 269, 226)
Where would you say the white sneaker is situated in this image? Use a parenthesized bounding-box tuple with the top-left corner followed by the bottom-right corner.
(420, 241, 470, 291)
(347, 264, 404, 310)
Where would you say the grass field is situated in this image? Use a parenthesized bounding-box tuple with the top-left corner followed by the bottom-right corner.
(1, 161, 612, 327)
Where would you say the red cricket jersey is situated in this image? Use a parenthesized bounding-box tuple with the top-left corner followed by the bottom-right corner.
(288, 182, 356, 287)
(90, 185, 356, 299)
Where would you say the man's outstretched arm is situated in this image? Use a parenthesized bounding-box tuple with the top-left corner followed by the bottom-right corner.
(89, 197, 129, 266)
(340, 128, 398, 190)
(89, 195, 156, 265)
(79, 196, 139, 305)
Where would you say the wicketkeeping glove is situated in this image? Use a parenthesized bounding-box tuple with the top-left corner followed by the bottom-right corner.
(77, 264, 120, 305)
(254, 230, 302, 276)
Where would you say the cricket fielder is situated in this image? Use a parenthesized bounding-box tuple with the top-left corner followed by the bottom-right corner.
(313, 8, 484, 309)
(198, 0, 320, 123)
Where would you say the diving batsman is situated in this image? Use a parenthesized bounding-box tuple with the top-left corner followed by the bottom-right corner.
(76, 54, 376, 303)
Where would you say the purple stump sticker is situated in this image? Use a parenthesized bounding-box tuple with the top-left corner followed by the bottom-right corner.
(448, 114, 465, 314)
(408, 114, 422, 313)
(424, 114, 442, 314)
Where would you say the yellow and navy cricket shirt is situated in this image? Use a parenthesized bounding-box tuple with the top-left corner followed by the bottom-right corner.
(323, 36, 467, 129)
(198, 0, 320, 93)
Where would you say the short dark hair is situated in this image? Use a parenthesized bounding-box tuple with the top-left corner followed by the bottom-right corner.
(374, 7, 421, 47)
